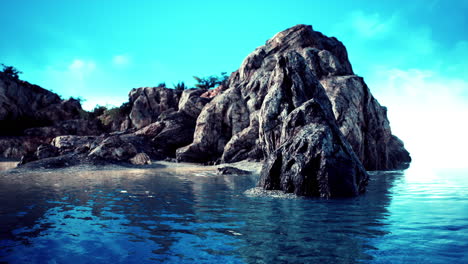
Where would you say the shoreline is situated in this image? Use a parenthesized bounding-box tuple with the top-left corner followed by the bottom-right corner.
(0, 159, 263, 175)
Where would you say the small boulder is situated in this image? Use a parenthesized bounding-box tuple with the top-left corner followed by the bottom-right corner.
(217, 166, 250, 175)
(88, 136, 137, 161)
(130, 153, 151, 165)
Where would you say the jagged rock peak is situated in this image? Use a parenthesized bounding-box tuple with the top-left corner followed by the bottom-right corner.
(235, 24, 354, 83)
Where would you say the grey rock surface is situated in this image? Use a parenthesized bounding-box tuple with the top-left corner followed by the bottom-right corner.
(128, 87, 182, 129)
(320, 76, 411, 170)
(259, 99, 368, 198)
(177, 24, 410, 171)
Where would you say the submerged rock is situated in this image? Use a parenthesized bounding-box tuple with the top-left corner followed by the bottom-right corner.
(217, 166, 250, 175)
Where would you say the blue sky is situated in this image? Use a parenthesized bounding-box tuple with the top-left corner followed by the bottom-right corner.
(1, 0, 467, 168)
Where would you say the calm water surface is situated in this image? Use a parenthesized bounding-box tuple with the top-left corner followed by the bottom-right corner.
(0, 162, 467, 263)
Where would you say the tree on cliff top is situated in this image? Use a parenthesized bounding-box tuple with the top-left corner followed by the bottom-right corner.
(1, 64, 22, 79)
(193, 72, 228, 89)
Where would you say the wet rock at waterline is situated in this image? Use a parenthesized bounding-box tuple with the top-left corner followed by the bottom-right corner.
(217, 166, 251, 175)
(259, 99, 368, 198)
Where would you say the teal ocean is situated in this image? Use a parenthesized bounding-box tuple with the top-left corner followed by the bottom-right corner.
(0, 162, 467, 263)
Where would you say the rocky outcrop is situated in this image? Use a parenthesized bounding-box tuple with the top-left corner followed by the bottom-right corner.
(259, 99, 368, 197)
(176, 24, 410, 172)
(88, 136, 138, 161)
(51, 135, 98, 154)
(0, 72, 106, 159)
(320, 76, 411, 170)
(0, 136, 50, 159)
(128, 87, 182, 129)
(0, 72, 83, 135)
(132, 89, 213, 158)
(18, 85, 212, 167)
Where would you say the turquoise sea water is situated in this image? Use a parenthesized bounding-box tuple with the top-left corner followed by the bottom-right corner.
(0, 163, 467, 263)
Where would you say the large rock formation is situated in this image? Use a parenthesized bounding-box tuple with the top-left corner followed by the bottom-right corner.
(0, 72, 104, 159)
(6, 24, 410, 198)
(174, 24, 409, 197)
(0, 72, 82, 135)
(176, 25, 410, 171)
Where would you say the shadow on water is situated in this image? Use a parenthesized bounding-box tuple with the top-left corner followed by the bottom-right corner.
(0, 163, 407, 263)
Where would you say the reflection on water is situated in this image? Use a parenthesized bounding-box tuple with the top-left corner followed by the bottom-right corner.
(0, 163, 467, 263)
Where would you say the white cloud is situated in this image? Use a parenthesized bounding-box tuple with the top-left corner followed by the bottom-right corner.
(348, 10, 397, 38)
(366, 67, 468, 169)
(112, 55, 130, 66)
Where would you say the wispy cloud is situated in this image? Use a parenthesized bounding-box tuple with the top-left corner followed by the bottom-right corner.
(68, 59, 96, 80)
(112, 55, 131, 67)
(349, 10, 397, 38)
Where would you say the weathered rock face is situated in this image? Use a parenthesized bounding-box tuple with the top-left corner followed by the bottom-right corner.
(0, 73, 107, 159)
(135, 89, 213, 158)
(88, 136, 138, 162)
(0, 136, 49, 159)
(19, 87, 212, 167)
(320, 76, 411, 170)
(259, 99, 368, 197)
(178, 89, 211, 118)
(128, 87, 182, 129)
(51, 135, 98, 154)
(176, 24, 410, 172)
(150, 110, 198, 158)
(0, 73, 84, 135)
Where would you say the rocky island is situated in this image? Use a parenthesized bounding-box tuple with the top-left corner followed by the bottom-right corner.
(0, 25, 410, 198)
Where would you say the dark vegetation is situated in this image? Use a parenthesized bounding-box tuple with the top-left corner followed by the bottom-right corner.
(1, 64, 22, 79)
(193, 72, 228, 89)
(173, 82, 189, 91)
